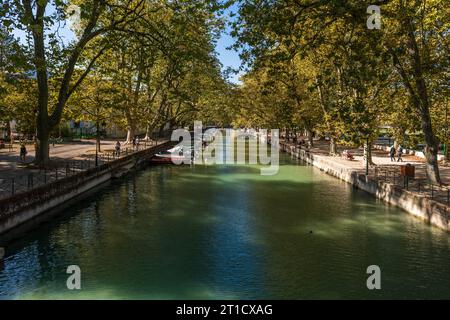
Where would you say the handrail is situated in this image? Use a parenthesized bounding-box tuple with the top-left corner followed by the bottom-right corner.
(374, 166, 449, 204)
(0, 140, 164, 200)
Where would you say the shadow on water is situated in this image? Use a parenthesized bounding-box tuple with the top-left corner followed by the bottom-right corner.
(1, 156, 450, 299)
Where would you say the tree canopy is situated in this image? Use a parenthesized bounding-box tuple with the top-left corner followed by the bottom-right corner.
(0, 0, 448, 183)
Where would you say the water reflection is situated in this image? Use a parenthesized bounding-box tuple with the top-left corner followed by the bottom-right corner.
(0, 155, 450, 299)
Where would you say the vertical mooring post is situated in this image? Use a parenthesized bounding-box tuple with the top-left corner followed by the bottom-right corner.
(365, 137, 369, 176)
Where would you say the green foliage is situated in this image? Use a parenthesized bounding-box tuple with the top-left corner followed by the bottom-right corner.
(0, 0, 234, 145)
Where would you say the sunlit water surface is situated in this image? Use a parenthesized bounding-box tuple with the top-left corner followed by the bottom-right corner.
(1, 154, 450, 299)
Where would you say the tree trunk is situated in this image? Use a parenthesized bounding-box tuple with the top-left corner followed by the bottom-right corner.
(423, 137, 440, 184)
(29, 1, 51, 165)
(446, 143, 449, 162)
(364, 140, 375, 166)
(96, 136, 101, 153)
(391, 18, 441, 184)
(413, 85, 441, 183)
(35, 119, 50, 165)
(306, 129, 314, 147)
(158, 122, 168, 138)
(316, 81, 338, 153)
(23, 0, 116, 165)
(144, 124, 152, 141)
(6, 121, 12, 143)
(125, 127, 135, 144)
(412, 61, 440, 183)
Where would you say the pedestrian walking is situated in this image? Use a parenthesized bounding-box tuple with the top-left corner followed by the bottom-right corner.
(132, 137, 137, 151)
(19, 143, 27, 162)
(397, 145, 403, 162)
(115, 141, 121, 157)
(136, 136, 140, 151)
(389, 145, 396, 162)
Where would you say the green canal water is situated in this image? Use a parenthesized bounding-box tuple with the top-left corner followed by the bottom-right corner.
(1, 154, 450, 299)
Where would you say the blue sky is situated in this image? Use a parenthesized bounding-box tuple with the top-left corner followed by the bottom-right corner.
(216, 27, 243, 84)
(216, 4, 244, 84)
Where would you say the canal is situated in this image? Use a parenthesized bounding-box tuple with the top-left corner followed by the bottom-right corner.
(1, 153, 450, 299)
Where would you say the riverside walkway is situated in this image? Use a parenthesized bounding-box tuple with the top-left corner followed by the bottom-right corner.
(282, 139, 450, 206)
(0, 139, 163, 199)
(0, 140, 173, 235)
(291, 140, 449, 183)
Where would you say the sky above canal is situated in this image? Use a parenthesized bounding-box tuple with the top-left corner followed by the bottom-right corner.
(10, 3, 244, 84)
(215, 4, 244, 84)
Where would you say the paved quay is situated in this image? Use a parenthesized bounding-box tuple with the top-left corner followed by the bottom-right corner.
(285, 139, 449, 185)
(0, 139, 161, 198)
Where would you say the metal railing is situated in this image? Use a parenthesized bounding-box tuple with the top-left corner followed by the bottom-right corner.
(374, 166, 450, 205)
(0, 140, 159, 200)
(279, 140, 449, 206)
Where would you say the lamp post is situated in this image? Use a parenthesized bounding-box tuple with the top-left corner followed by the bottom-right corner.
(84, 105, 106, 167)
(365, 136, 370, 176)
(445, 100, 449, 163)
(95, 119, 99, 167)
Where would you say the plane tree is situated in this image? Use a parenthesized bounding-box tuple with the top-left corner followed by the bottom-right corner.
(233, 0, 448, 183)
(1, 0, 148, 164)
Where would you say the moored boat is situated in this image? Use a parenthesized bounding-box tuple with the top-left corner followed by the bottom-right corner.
(150, 146, 192, 165)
